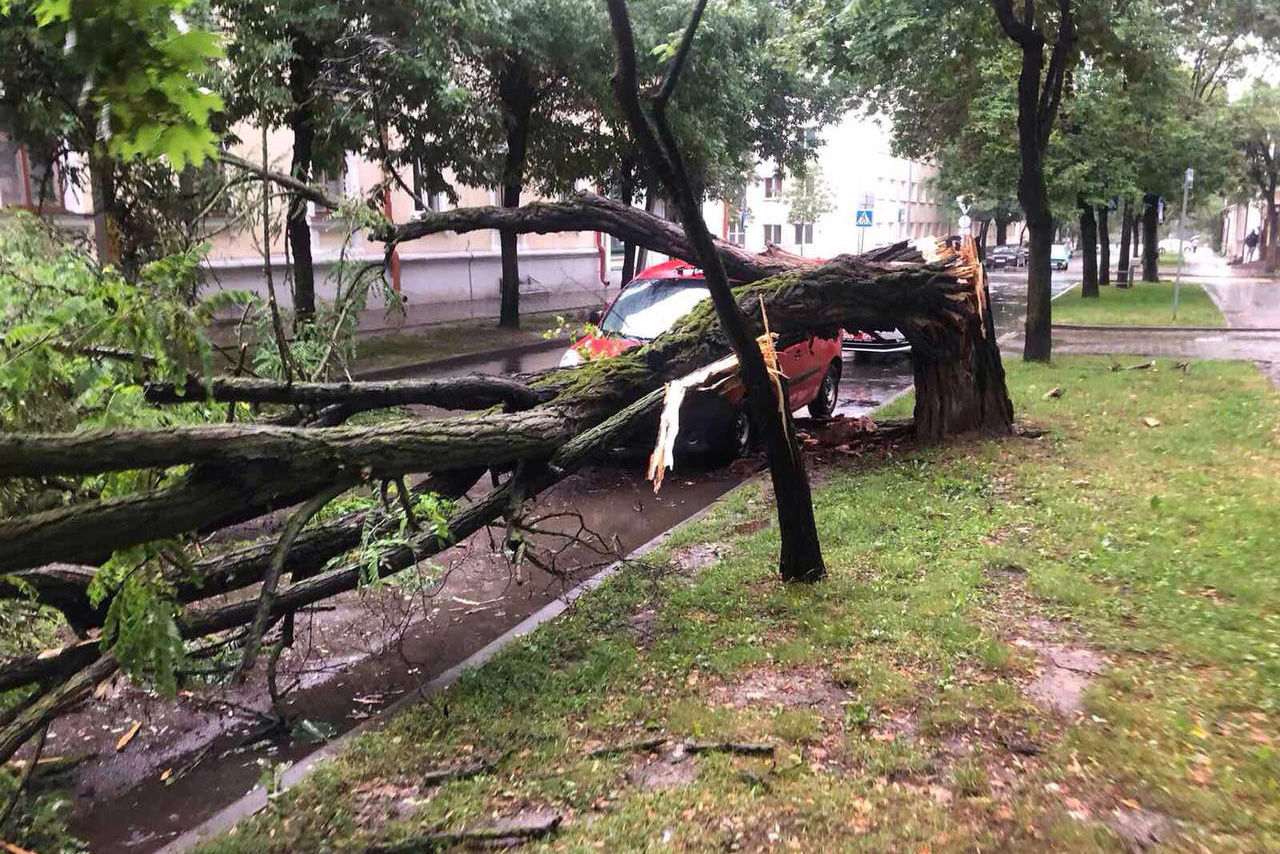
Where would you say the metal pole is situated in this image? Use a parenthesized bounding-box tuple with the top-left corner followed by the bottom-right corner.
(1172, 168, 1192, 321)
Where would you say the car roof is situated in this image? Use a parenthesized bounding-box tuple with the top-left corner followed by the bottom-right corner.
(634, 258, 706, 281)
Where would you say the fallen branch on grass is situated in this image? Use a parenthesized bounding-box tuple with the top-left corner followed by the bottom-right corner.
(362, 812, 562, 853)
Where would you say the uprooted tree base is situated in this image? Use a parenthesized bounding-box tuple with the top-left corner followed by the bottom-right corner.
(0, 204, 1011, 766)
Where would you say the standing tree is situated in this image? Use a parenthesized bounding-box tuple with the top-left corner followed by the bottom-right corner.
(1231, 81, 1280, 271)
(0, 0, 224, 272)
(990, 0, 1074, 360)
(784, 162, 834, 255)
(603, 0, 830, 580)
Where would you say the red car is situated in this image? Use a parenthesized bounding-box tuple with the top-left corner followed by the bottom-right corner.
(560, 259, 843, 458)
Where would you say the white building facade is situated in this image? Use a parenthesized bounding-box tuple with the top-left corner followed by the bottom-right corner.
(703, 112, 958, 260)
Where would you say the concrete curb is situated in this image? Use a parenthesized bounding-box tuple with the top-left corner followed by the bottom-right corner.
(1050, 324, 1280, 334)
(155, 476, 760, 854)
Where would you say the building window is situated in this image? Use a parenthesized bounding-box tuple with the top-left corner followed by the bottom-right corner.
(312, 167, 345, 218)
(412, 162, 447, 212)
(763, 223, 782, 244)
(794, 222, 813, 245)
(763, 175, 783, 199)
(727, 221, 746, 246)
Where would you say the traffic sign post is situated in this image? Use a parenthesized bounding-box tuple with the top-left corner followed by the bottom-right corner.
(855, 208, 873, 253)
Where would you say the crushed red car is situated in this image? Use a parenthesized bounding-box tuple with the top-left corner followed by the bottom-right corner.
(560, 259, 843, 458)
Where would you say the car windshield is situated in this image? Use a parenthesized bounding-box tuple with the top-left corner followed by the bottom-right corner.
(1051, 244, 1068, 258)
(599, 278, 710, 340)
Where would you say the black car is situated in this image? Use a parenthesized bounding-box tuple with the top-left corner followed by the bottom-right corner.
(986, 244, 1025, 268)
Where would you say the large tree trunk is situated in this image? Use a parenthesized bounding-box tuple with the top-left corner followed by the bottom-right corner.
(1097, 205, 1110, 286)
(88, 156, 121, 272)
(993, 0, 1074, 363)
(1079, 199, 1099, 298)
(1142, 193, 1160, 283)
(634, 189, 657, 273)
(619, 155, 638, 285)
(1266, 179, 1279, 273)
(286, 27, 320, 327)
(1116, 202, 1132, 287)
(995, 216, 1008, 247)
(498, 56, 536, 330)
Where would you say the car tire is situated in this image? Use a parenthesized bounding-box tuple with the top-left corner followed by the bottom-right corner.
(715, 408, 754, 462)
(807, 361, 841, 420)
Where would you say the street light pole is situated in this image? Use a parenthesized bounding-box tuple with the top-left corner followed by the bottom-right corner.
(1173, 166, 1192, 321)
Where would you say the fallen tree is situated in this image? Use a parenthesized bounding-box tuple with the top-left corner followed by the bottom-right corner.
(0, 218, 1010, 768)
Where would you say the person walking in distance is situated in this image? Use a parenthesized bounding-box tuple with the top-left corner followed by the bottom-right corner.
(1244, 229, 1259, 262)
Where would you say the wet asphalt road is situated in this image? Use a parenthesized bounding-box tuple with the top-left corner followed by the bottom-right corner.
(71, 265, 1076, 853)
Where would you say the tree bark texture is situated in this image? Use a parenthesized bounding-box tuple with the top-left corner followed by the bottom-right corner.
(1097, 205, 1110, 286)
(498, 54, 536, 330)
(286, 27, 321, 326)
(1142, 194, 1160, 283)
(1079, 200, 1099, 298)
(1117, 200, 1132, 287)
(991, 0, 1074, 363)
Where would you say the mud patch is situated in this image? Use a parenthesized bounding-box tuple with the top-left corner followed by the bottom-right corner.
(986, 565, 1108, 717)
(626, 607, 660, 646)
(668, 542, 728, 574)
(730, 518, 769, 537)
(628, 748, 697, 789)
(1022, 642, 1106, 716)
(1106, 807, 1177, 852)
(711, 667, 850, 717)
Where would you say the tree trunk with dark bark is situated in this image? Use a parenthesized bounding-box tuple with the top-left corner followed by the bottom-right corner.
(995, 216, 1008, 247)
(1079, 200, 1099, 298)
(286, 27, 320, 327)
(498, 55, 536, 330)
(1142, 194, 1160, 282)
(619, 155, 638, 285)
(1097, 205, 1110, 286)
(991, 0, 1074, 363)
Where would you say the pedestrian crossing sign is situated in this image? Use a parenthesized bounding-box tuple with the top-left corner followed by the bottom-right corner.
(855, 208, 874, 227)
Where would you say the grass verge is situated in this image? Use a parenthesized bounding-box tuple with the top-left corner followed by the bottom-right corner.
(1053, 281, 1225, 328)
(185, 356, 1277, 852)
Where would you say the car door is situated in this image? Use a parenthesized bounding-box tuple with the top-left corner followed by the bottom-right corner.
(777, 335, 828, 411)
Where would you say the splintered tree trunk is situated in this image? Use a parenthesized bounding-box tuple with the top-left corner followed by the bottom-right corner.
(1097, 206, 1110, 286)
(909, 266, 1013, 439)
(498, 57, 536, 330)
(1142, 194, 1160, 283)
(1079, 200, 1099, 298)
(286, 27, 320, 327)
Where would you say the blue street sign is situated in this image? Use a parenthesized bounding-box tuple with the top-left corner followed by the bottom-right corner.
(855, 208, 874, 228)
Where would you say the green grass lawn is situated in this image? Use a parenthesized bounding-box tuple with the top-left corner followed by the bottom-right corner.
(192, 357, 1278, 854)
(1053, 281, 1225, 328)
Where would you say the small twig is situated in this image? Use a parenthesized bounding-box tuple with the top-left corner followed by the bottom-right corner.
(587, 736, 668, 758)
(362, 813, 562, 853)
(420, 759, 494, 787)
(685, 741, 775, 757)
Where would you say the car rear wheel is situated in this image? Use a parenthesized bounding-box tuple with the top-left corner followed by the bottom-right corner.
(807, 361, 841, 419)
(715, 408, 754, 462)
